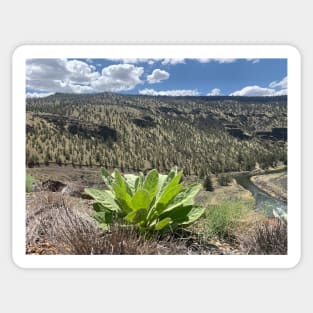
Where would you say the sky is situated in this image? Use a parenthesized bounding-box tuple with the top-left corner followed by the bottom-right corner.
(26, 58, 287, 98)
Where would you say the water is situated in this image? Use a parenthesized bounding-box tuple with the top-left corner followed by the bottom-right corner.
(235, 174, 287, 217)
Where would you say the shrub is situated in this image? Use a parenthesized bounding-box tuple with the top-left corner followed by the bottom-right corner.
(26, 199, 205, 255)
(26, 173, 34, 193)
(203, 175, 214, 191)
(204, 202, 249, 240)
(84, 167, 205, 233)
(218, 174, 232, 186)
(240, 219, 287, 255)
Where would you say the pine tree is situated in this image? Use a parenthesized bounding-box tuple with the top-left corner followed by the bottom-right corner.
(203, 175, 214, 191)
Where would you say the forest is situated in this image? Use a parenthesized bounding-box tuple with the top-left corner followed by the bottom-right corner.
(26, 93, 287, 176)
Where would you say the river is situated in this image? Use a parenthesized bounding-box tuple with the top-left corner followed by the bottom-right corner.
(235, 173, 287, 217)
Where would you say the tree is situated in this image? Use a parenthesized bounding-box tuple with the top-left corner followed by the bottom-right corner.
(203, 175, 214, 191)
(218, 174, 232, 186)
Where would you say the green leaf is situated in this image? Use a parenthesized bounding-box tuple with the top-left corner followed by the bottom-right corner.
(162, 183, 202, 214)
(114, 188, 133, 213)
(161, 205, 205, 226)
(112, 170, 134, 212)
(124, 208, 148, 224)
(93, 202, 106, 212)
(156, 174, 167, 195)
(113, 170, 127, 191)
(131, 189, 151, 211)
(155, 217, 172, 230)
(101, 168, 114, 190)
(156, 183, 183, 213)
(84, 187, 105, 200)
(85, 188, 120, 212)
(157, 168, 179, 197)
(124, 174, 139, 194)
(163, 171, 183, 194)
(143, 169, 159, 198)
(135, 172, 145, 191)
(93, 210, 113, 224)
(182, 206, 205, 225)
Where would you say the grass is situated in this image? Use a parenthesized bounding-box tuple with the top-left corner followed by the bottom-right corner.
(26, 194, 210, 255)
(202, 200, 253, 241)
(240, 219, 287, 254)
(26, 173, 35, 193)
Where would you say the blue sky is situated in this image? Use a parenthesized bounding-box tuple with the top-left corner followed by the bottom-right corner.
(26, 58, 287, 97)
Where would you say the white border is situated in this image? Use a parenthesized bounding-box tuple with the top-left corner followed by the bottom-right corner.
(12, 45, 301, 268)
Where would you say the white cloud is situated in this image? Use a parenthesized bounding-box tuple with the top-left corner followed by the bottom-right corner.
(106, 58, 161, 65)
(139, 88, 199, 96)
(229, 85, 287, 96)
(161, 58, 185, 65)
(120, 58, 149, 64)
(246, 58, 260, 64)
(26, 59, 144, 94)
(196, 58, 211, 63)
(26, 59, 68, 81)
(197, 58, 261, 64)
(214, 58, 237, 64)
(91, 64, 144, 92)
(273, 89, 288, 96)
(195, 58, 237, 64)
(66, 59, 100, 84)
(26, 92, 55, 98)
(147, 69, 170, 84)
(269, 76, 287, 89)
(207, 88, 221, 96)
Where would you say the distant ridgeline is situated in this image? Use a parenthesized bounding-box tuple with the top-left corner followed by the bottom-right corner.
(26, 93, 287, 175)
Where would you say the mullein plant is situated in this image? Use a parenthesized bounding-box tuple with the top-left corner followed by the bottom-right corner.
(85, 167, 205, 232)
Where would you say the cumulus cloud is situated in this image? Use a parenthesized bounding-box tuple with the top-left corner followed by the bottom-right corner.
(269, 76, 287, 89)
(65, 59, 100, 83)
(161, 58, 185, 65)
(26, 59, 144, 94)
(207, 88, 221, 96)
(147, 69, 170, 84)
(26, 92, 55, 98)
(91, 63, 144, 92)
(273, 89, 288, 96)
(229, 85, 287, 96)
(139, 88, 199, 96)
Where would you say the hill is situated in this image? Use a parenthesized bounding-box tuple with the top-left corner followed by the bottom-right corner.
(26, 93, 287, 176)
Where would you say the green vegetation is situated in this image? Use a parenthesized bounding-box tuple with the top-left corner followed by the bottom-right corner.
(26, 173, 34, 193)
(85, 167, 205, 232)
(25, 93, 288, 255)
(203, 175, 214, 191)
(26, 93, 287, 175)
(203, 201, 252, 240)
(218, 174, 232, 186)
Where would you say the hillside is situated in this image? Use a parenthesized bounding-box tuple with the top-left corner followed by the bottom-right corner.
(26, 93, 287, 176)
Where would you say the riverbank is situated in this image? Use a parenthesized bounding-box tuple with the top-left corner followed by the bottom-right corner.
(251, 172, 287, 201)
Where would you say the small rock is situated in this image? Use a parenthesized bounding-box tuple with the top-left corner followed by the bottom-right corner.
(42, 180, 67, 192)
